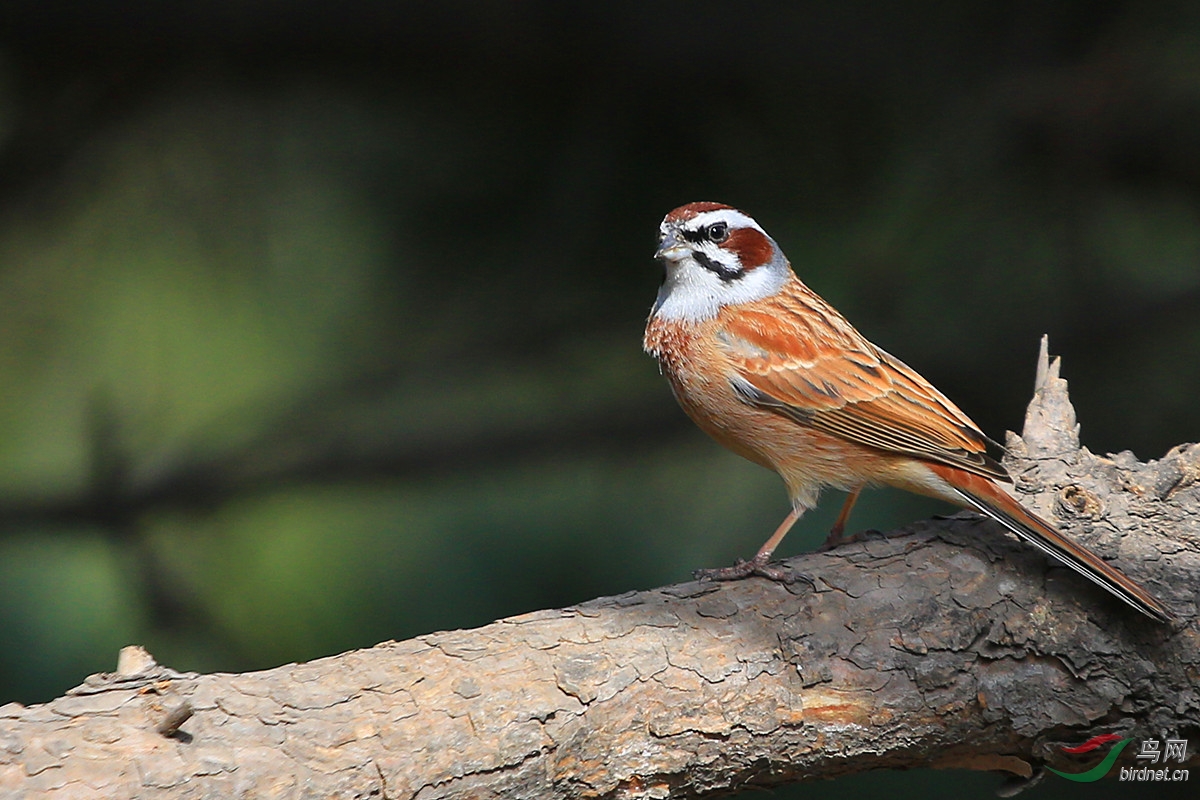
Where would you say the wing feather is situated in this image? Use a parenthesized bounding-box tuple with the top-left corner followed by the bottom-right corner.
(719, 285, 1009, 482)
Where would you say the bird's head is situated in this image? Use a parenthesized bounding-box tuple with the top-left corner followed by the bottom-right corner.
(651, 202, 792, 322)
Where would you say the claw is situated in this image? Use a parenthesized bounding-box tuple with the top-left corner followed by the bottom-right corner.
(694, 553, 798, 584)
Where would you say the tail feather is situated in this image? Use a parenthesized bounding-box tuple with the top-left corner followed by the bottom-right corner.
(928, 465, 1176, 624)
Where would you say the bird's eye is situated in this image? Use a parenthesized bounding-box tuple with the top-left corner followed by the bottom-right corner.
(707, 223, 729, 243)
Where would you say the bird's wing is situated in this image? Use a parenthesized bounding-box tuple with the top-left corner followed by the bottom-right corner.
(717, 289, 1009, 481)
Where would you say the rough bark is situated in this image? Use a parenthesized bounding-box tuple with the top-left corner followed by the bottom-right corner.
(2, 339, 1198, 799)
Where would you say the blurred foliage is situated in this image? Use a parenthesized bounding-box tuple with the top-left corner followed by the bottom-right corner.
(0, 2, 1198, 797)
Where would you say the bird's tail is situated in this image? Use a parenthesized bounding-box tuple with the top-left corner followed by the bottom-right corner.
(928, 464, 1176, 624)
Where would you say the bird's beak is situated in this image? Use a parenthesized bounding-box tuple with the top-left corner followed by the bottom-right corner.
(655, 230, 688, 262)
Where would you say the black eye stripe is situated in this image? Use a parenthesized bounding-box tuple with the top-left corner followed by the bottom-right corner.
(680, 222, 731, 244)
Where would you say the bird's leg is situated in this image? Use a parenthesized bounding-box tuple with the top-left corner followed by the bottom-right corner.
(821, 486, 862, 549)
(695, 507, 802, 583)
(752, 506, 803, 562)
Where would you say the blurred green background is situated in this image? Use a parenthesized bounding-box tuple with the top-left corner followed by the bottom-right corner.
(0, 2, 1198, 797)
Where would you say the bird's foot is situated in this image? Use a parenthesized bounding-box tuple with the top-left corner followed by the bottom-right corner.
(818, 525, 847, 551)
(817, 527, 882, 551)
(694, 552, 797, 584)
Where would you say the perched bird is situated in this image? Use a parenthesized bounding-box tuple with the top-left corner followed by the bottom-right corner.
(643, 201, 1173, 623)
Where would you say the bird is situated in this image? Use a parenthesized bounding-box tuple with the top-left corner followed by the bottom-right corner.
(643, 201, 1174, 623)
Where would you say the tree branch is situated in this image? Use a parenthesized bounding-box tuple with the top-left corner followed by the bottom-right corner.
(2, 339, 1197, 798)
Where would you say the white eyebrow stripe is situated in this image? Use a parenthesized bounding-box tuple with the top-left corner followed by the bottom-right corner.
(671, 208, 767, 236)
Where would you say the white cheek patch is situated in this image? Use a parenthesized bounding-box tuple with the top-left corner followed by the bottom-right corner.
(651, 253, 790, 323)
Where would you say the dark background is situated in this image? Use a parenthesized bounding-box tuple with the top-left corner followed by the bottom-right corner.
(0, 2, 1197, 797)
